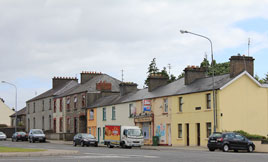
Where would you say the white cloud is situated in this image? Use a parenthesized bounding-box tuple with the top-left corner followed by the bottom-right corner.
(1, 0, 268, 108)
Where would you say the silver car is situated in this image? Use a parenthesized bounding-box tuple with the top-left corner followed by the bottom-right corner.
(0, 132, 7, 140)
(28, 129, 46, 143)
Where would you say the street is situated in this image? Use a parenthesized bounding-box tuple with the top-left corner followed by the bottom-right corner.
(1, 140, 268, 162)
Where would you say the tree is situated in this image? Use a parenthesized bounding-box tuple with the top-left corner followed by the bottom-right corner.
(147, 58, 159, 74)
(178, 72, 185, 79)
(264, 72, 268, 83)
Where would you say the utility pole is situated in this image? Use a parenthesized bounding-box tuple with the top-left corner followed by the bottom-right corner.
(121, 69, 124, 82)
(168, 64, 171, 76)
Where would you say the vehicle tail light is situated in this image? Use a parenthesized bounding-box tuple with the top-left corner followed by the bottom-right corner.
(217, 138, 223, 142)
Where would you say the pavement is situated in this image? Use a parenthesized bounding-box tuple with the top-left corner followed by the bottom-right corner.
(0, 149, 78, 157)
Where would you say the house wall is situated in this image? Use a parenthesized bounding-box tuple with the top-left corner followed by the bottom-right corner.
(0, 100, 14, 126)
(218, 75, 268, 136)
(87, 108, 97, 137)
(53, 97, 66, 133)
(96, 102, 135, 144)
(26, 97, 54, 132)
(171, 91, 215, 147)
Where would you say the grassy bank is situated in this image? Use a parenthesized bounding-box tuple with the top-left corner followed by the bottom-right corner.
(0, 146, 46, 152)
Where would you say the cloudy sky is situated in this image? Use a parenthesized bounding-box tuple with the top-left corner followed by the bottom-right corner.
(1, 0, 268, 110)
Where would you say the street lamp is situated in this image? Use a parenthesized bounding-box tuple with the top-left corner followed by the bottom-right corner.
(1, 81, 18, 133)
(180, 30, 217, 132)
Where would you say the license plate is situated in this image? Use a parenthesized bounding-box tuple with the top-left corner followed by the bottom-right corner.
(39, 137, 43, 140)
(210, 140, 216, 142)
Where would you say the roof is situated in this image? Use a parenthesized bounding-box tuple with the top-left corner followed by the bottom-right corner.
(27, 80, 78, 102)
(88, 73, 233, 108)
(10, 107, 26, 117)
(58, 74, 121, 97)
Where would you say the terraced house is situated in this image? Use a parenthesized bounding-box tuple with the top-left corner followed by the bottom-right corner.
(86, 55, 268, 147)
(53, 72, 121, 139)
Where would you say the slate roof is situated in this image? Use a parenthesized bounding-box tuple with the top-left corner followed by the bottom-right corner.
(27, 80, 78, 102)
(88, 74, 232, 108)
(58, 74, 121, 97)
(10, 107, 26, 117)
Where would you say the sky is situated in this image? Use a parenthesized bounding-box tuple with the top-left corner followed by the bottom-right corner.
(0, 0, 268, 110)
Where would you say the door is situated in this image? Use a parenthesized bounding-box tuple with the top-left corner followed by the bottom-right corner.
(74, 118, 77, 134)
(197, 123, 200, 146)
(98, 127, 101, 143)
(234, 134, 248, 149)
(142, 122, 150, 140)
(186, 124, 189, 146)
(168, 124, 171, 146)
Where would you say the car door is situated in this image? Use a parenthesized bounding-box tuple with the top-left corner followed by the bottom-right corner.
(226, 133, 236, 149)
(235, 134, 248, 149)
(77, 134, 82, 145)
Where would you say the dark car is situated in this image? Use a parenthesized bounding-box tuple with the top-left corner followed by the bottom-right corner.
(207, 132, 255, 152)
(12, 132, 28, 142)
(28, 129, 46, 143)
(73, 133, 98, 147)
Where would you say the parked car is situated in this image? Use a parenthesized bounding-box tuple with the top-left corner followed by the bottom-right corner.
(73, 133, 98, 147)
(207, 132, 255, 152)
(28, 129, 46, 143)
(0, 132, 7, 141)
(12, 132, 28, 142)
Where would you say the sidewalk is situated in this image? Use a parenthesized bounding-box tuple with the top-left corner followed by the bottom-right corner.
(0, 149, 79, 157)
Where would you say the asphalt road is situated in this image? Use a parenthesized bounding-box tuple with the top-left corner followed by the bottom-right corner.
(1, 140, 268, 162)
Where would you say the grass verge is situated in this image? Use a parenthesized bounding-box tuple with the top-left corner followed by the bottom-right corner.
(0, 146, 46, 152)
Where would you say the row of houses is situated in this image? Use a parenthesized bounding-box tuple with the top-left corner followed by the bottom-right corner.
(25, 55, 268, 146)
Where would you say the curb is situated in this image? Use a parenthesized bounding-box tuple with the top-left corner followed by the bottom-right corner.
(0, 149, 79, 157)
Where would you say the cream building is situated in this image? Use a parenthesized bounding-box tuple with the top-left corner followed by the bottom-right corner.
(0, 98, 15, 126)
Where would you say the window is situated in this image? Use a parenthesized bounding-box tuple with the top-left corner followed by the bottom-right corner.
(179, 97, 183, 112)
(66, 97, 70, 111)
(164, 98, 168, 113)
(42, 100, 44, 111)
(66, 118, 70, 132)
(103, 108, 106, 121)
(206, 122, 212, 138)
(74, 96, 77, 109)
(27, 104, 30, 114)
(54, 99, 56, 113)
(82, 94, 86, 107)
(129, 104, 135, 117)
(33, 102, 35, 113)
(59, 117, 63, 132)
(33, 117, 36, 129)
(53, 118, 56, 133)
(88, 127, 91, 134)
(49, 115, 52, 130)
(178, 124, 182, 138)
(60, 98, 63, 112)
(49, 99, 52, 110)
(112, 106, 116, 120)
(206, 93, 211, 109)
(90, 109, 94, 120)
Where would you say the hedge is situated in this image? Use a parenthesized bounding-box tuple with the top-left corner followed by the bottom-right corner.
(234, 130, 266, 140)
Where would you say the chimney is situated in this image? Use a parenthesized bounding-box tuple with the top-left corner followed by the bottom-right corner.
(184, 66, 207, 85)
(229, 54, 254, 78)
(148, 74, 169, 92)
(119, 82, 138, 96)
(52, 77, 78, 89)
(96, 81, 112, 92)
(80, 71, 102, 84)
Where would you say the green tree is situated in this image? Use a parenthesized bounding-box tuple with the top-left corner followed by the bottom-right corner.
(145, 58, 159, 86)
(264, 73, 268, 82)
(178, 72, 185, 79)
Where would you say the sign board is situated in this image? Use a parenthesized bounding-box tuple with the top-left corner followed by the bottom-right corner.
(105, 125, 121, 142)
(143, 100, 151, 112)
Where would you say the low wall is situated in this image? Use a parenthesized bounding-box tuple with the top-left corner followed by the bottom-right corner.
(252, 140, 268, 153)
(46, 133, 75, 141)
(0, 127, 25, 138)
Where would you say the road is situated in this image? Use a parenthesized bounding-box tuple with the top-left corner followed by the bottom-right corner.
(1, 140, 268, 162)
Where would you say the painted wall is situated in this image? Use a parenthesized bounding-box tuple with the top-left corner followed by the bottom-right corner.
(0, 100, 14, 126)
(171, 91, 214, 147)
(218, 75, 268, 136)
(96, 102, 135, 143)
(53, 97, 66, 133)
(87, 108, 97, 137)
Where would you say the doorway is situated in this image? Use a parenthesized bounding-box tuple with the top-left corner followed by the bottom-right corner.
(168, 124, 171, 146)
(98, 127, 101, 143)
(196, 123, 200, 146)
(74, 118, 77, 134)
(186, 123, 189, 146)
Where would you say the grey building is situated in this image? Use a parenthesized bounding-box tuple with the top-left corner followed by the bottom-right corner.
(10, 107, 26, 129)
(26, 77, 78, 132)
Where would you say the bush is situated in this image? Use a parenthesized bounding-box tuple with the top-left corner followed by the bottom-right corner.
(0, 124, 8, 128)
(234, 130, 266, 140)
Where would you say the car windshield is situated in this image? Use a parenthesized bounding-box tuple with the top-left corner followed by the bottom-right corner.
(18, 132, 26, 135)
(32, 130, 43, 134)
(210, 133, 222, 138)
(127, 129, 142, 136)
(82, 134, 95, 139)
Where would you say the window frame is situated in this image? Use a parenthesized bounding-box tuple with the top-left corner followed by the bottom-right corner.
(178, 124, 182, 138)
(164, 98, 168, 113)
(112, 106, 116, 120)
(206, 122, 212, 138)
(102, 107, 106, 121)
(206, 93, 211, 109)
(179, 97, 183, 112)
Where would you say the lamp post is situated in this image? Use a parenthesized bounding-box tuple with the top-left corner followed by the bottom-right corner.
(1, 81, 17, 133)
(180, 30, 217, 132)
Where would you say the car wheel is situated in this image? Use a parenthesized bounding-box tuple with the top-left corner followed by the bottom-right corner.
(95, 143, 98, 147)
(107, 143, 113, 148)
(209, 148, 215, 152)
(29, 138, 31, 143)
(248, 145, 254, 152)
(73, 141, 77, 147)
(32, 138, 35, 143)
(223, 144, 229, 152)
(81, 141, 85, 147)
